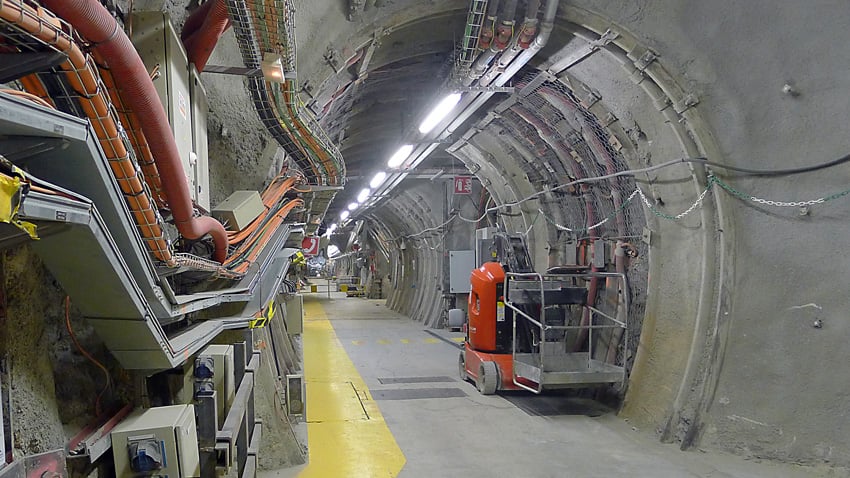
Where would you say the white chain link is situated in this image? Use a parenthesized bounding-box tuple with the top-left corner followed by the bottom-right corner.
(637, 186, 709, 219)
(750, 196, 825, 207)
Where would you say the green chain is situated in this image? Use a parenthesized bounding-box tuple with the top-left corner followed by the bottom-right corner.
(823, 188, 850, 202)
(709, 175, 749, 201)
(535, 172, 850, 235)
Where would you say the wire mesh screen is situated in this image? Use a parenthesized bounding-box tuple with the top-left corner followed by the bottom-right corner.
(491, 71, 650, 377)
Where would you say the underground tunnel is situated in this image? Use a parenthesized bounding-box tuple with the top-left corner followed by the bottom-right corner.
(0, 0, 847, 476)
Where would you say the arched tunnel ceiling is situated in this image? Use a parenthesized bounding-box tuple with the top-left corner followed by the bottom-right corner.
(306, 2, 603, 223)
(306, 5, 471, 217)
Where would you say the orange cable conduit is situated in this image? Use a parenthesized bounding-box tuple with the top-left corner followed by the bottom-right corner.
(40, 0, 230, 263)
(0, 0, 175, 263)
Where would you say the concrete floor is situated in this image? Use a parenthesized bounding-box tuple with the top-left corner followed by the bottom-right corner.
(263, 291, 829, 478)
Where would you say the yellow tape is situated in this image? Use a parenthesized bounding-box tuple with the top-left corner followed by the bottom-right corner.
(249, 297, 275, 329)
(0, 174, 37, 240)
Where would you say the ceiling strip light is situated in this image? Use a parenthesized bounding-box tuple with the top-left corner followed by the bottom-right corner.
(418, 92, 462, 134)
(370, 171, 387, 189)
(387, 144, 414, 168)
(357, 188, 371, 203)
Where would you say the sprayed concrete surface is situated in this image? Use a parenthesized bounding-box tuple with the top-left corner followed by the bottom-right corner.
(6, 0, 850, 473)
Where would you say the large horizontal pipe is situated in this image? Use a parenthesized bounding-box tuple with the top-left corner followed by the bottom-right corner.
(42, 0, 229, 262)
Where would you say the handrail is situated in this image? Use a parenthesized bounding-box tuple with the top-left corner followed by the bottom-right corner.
(504, 270, 630, 393)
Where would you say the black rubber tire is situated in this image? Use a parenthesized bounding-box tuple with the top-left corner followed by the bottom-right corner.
(477, 361, 499, 395)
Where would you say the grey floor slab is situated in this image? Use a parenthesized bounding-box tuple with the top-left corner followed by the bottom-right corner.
(263, 294, 832, 478)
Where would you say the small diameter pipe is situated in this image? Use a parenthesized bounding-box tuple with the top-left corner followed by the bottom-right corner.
(606, 241, 629, 364)
(42, 0, 229, 262)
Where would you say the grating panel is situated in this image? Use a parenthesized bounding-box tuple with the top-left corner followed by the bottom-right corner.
(372, 388, 467, 400)
(377, 376, 455, 384)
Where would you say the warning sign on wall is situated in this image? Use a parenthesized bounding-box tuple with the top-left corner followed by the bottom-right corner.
(454, 176, 473, 195)
(301, 236, 320, 256)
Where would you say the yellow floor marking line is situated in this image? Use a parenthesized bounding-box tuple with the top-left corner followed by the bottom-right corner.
(400, 339, 410, 344)
(299, 297, 406, 478)
(451, 337, 465, 343)
(377, 339, 391, 345)
(424, 338, 440, 344)
(351, 340, 363, 346)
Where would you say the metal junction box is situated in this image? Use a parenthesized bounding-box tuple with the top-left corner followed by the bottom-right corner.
(132, 12, 208, 208)
(449, 250, 475, 293)
(190, 66, 211, 210)
(212, 191, 265, 231)
(111, 405, 200, 478)
(195, 344, 236, 428)
(475, 227, 498, 267)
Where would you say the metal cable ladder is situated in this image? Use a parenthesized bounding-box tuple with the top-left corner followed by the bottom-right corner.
(455, 0, 489, 75)
(504, 271, 630, 394)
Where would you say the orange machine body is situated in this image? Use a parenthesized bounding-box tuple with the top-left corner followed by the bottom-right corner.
(468, 261, 505, 352)
(464, 261, 524, 391)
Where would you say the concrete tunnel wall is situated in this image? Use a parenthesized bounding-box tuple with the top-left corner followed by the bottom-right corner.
(303, 0, 850, 466)
(550, 1, 850, 464)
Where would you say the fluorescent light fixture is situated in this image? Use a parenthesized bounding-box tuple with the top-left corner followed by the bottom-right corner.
(370, 171, 387, 189)
(261, 52, 285, 83)
(347, 202, 359, 211)
(387, 144, 413, 168)
(328, 245, 340, 258)
(418, 92, 462, 134)
(340, 210, 350, 220)
(357, 188, 370, 203)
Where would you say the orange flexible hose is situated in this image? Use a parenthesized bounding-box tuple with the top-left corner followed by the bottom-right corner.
(225, 199, 303, 274)
(17, 74, 55, 108)
(95, 58, 167, 206)
(0, 88, 54, 108)
(0, 0, 175, 264)
(226, 176, 299, 242)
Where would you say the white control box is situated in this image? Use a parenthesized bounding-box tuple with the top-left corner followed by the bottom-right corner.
(196, 344, 235, 427)
(111, 405, 200, 478)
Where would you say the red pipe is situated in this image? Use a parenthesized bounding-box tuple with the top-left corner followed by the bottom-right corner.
(181, 0, 216, 41)
(181, 0, 231, 72)
(42, 0, 229, 262)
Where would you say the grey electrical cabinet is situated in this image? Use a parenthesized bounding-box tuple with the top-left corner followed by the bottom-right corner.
(449, 250, 476, 293)
(132, 13, 195, 195)
(475, 227, 498, 266)
(195, 344, 236, 428)
(111, 405, 200, 478)
(284, 294, 304, 335)
(132, 12, 211, 209)
(190, 66, 211, 210)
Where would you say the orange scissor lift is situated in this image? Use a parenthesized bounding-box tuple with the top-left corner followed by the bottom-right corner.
(460, 260, 630, 395)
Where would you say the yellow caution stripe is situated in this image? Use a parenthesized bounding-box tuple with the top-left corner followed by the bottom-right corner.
(299, 297, 405, 477)
(0, 171, 37, 239)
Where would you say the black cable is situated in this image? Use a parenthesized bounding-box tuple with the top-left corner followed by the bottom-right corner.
(690, 154, 850, 176)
